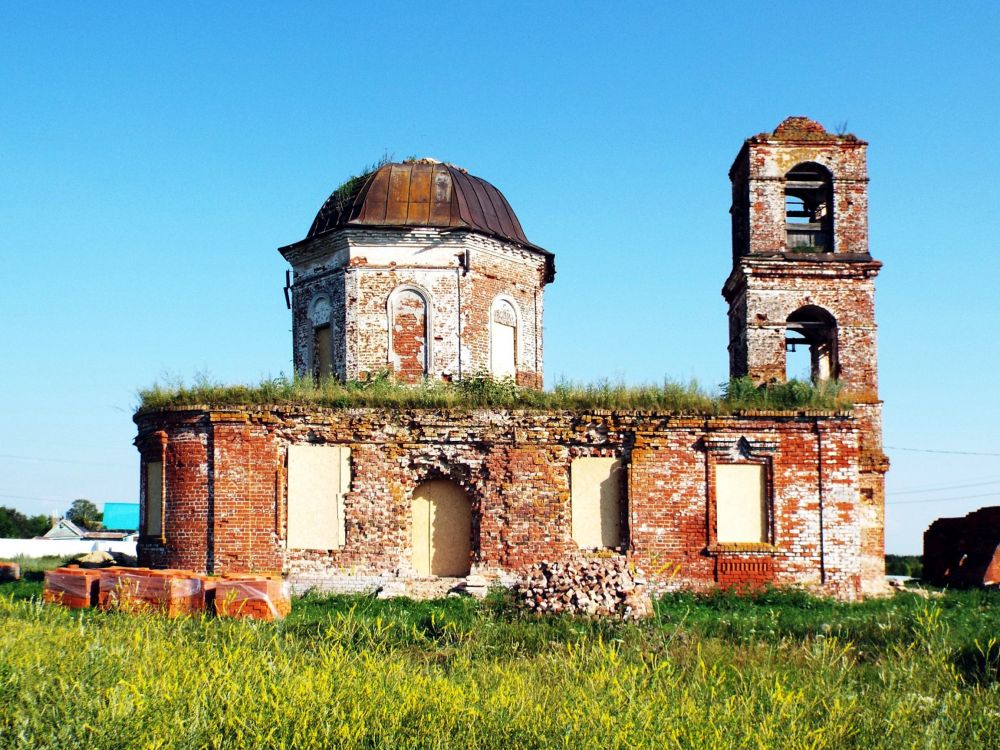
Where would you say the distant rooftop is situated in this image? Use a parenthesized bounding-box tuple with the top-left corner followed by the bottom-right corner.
(102, 502, 139, 532)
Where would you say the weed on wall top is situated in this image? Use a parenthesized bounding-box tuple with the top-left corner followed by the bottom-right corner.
(137, 374, 853, 415)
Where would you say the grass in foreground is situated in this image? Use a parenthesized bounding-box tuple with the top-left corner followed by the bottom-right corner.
(2, 585, 999, 749)
(137, 373, 852, 414)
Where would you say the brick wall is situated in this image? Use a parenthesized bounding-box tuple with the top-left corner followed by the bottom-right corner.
(136, 405, 868, 600)
(283, 228, 548, 387)
(924, 506, 1000, 587)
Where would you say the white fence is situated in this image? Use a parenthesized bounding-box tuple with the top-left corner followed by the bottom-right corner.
(0, 538, 136, 560)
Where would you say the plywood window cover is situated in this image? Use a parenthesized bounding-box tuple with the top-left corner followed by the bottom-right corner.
(570, 457, 625, 549)
(286, 444, 351, 551)
(489, 296, 520, 380)
(709, 459, 774, 552)
(144, 460, 164, 539)
(313, 324, 333, 380)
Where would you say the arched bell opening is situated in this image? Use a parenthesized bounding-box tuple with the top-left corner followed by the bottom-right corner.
(785, 162, 833, 252)
(786, 305, 838, 382)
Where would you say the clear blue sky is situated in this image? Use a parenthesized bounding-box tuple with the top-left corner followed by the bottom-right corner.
(2, 2, 998, 553)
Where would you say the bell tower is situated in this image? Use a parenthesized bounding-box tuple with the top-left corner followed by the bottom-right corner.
(722, 116, 888, 594)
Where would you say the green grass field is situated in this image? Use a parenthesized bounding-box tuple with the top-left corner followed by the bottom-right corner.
(2, 571, 999, 749)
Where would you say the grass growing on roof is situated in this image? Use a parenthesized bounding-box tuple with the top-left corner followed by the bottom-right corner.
(137, 373, 852, 414)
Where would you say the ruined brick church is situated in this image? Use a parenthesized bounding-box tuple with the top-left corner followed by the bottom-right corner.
(135, 117, 888, 600)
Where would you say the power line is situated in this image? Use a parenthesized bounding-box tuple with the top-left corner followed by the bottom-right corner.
(886, 445, 1000, 458)
(0, 492, 134, 504)
(889, 478, 1000, 496)
(0, 452, 133, 468)
(0, 492, 68, 505)
(887, 491, 1000, 506)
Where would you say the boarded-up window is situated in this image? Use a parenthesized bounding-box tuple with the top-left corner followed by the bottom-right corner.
(309, 295, 334, 381)
(313, 324, 333, 380)
(145, 461, 163, 537)
(716, 464, 767, 543)
(490, 299, 517, 379)
(389, 289, 429, 381)
(287, 445, 351, 550)
(571, 457, 624, 548)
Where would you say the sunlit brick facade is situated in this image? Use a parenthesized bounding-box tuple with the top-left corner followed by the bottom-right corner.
(137, 120, 887, 600)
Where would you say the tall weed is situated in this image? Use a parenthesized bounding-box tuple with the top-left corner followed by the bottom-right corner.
(2, 587, 999, 748)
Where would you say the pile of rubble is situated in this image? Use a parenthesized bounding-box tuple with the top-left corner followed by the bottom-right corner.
(516, 557, 652, 618)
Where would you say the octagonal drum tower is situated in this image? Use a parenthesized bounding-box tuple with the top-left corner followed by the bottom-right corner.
(279, 159, 555, 388)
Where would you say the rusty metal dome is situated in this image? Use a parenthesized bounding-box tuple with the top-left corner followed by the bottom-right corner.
(308, 160, 546, 252)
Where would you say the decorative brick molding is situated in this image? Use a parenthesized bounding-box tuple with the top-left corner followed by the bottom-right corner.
(136, 406, 867, 600)
(716, 556, 775, 589)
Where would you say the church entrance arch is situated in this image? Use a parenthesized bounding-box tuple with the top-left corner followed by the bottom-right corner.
(411, 479, 472, 577)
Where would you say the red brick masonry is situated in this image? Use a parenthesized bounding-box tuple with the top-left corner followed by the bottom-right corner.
(136, 405, 873, 600)
(924, 506, 1000, 588)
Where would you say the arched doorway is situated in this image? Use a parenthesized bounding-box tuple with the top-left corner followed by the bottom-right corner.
(411, 479, 472, 577)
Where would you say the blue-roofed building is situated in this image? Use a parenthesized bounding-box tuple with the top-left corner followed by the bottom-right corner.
(102, 502, 139, 532)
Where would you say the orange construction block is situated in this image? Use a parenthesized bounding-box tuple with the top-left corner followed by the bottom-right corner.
(0, 561, 20, 581)
(214, 576, 291, 621)
(44, 568, 101, 609)
(99, 569, 205, 617)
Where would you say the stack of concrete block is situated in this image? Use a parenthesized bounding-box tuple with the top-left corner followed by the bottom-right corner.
(215, 575, 291, 621)
(0, 561, 21, 581)
(43, 567, 102, 608)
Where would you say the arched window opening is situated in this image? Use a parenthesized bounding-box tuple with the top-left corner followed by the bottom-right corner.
(389, 288, 429, 381)
(489, 298, 518, 380)
(313, 325, 333, 380)
(786, 306, 838, 382)
(785, 163, 833, 251)
(309, 296, 334, 381)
